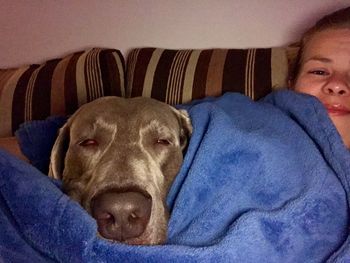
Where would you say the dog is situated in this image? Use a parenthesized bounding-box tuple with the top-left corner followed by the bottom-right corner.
(48, 96, 192, 245)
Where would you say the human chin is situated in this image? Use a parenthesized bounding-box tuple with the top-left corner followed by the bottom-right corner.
(329, 114, 350, 135)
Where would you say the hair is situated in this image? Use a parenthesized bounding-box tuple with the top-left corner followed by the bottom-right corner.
(289, 6, 350, 85)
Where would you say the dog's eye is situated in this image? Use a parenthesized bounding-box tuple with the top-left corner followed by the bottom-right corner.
(156, 139, 171, 146)
(78, 139, 99, 147)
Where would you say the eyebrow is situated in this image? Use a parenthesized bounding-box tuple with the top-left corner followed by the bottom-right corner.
(303, 56, 332, 64)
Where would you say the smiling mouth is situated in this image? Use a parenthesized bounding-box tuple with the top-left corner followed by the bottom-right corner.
(324, 104, 350, 116)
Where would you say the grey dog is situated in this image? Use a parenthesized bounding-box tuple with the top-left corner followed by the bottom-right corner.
(49, 96, 192, 245)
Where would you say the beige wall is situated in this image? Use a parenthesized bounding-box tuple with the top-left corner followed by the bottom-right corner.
(0, 0, 349, 68)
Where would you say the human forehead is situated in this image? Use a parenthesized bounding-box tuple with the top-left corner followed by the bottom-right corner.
(302, 29, 350, 62)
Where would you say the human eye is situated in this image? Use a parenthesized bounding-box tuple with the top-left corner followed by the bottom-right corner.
(308, 69, 329, 76)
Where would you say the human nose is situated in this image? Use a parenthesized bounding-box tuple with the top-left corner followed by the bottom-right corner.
(322, 74, 350, 96)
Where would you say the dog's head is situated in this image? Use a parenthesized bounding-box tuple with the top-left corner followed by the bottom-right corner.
(49, 96, 192, 245)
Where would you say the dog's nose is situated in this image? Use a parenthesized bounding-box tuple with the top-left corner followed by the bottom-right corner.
(91, 191, 152, 242)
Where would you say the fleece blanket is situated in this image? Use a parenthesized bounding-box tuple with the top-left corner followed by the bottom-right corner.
(1, 90, 350, 263)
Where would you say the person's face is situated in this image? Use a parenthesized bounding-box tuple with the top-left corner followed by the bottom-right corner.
(293, 28, 350, 148)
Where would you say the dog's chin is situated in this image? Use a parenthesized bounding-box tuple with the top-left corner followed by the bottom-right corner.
(96, 229, 166, 245)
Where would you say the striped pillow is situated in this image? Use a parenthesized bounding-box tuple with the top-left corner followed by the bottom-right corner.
(0, 48, 125, 137)
(126, 48, 289, 105)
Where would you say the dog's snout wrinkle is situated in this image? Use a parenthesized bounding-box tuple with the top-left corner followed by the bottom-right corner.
(91, 190, 152, 243)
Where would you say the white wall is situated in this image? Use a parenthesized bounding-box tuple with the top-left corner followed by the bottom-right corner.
(0, 0, 349, 68)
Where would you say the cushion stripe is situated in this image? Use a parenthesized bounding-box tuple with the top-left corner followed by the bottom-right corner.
(93, 49, 104, 98)
(112, 51, 125, 97)
(32, 59, 61, 120)
(206, 49, 227, 97)
(192, 49, 212, 100)
(126, 49, 139, 98)
(0, 67, 28, 136)
(223, 49, 246, 94)
(25, 64, 43, 121)
(133, 48, 155, 98)
(152, 50, 177, 102)
(143, 48, 163, 98)
(245, 49, 255, 99)
(0, 69, 16, 98)
(75, 51, 88, 107)
(100, 49, 124, 97)
(167, 50, 191, 104)
(85, 49, 97, 100)
(182, 50, 201, 103)
(271, 47, 288, 90)
(65, 52, 81, 114)
(51, 54, 73, 115)
(254, 48, 272, 99)
(86, 48, 103, 100)
(12, 65, 40, 133)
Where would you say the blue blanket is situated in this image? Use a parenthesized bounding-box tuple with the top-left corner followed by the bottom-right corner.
(1, 90, 349, 262)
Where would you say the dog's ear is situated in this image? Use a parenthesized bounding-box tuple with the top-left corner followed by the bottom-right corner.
(171, 107, 193, 151)
(48, 122, 70, 180)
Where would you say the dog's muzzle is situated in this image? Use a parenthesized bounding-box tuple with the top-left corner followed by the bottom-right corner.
(90, 188, 152, 243)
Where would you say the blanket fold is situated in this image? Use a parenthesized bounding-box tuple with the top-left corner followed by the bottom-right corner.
(1, 90, 349, 262)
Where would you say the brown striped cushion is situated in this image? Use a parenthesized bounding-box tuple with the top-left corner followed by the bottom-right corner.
(126, 48, 289, 105)
(0, 48, 125, 137)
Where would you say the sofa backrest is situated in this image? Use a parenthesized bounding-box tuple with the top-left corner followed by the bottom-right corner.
(0, 46, 297, 137)
(0, 48, 125, 137)
(126, 47, 290, 105)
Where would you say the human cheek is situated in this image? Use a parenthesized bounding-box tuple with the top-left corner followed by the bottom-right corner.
(293, 75, 321, 96)
(345, 97, 350, 109)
